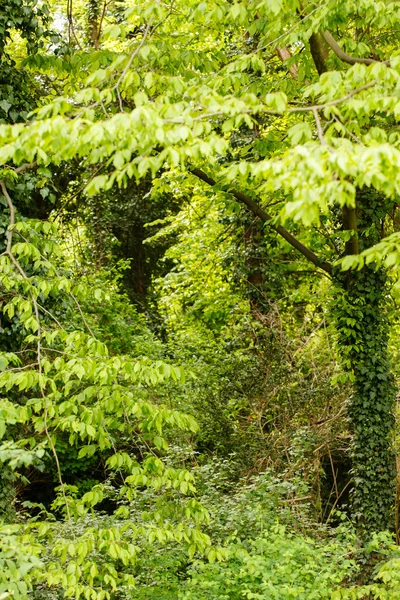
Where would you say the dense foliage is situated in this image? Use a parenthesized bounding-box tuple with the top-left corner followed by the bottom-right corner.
(2, 0, 400, 598)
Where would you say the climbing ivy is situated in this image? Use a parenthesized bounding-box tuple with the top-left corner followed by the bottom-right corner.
(335, 267, 396, 535)
(335, 189, 397, 536)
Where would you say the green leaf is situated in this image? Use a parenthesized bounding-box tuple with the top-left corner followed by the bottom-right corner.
(0, 99, 12, 113)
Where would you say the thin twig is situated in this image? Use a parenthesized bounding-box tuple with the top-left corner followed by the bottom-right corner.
(96, 0, 109, 48)
(36, 302, 63, 329)
(285, 495, 312, 504)
(70, 291, 96, 338)
(329, 448, 339, 499)
(312, 107, 328, 146)
(116, 87, 124, 112)
(113, 18, 154, 92)
(2, 362, 39, 373)
(325, 479, 353, 524)
(332, 114, 363, 144)
(0, 181, 15, 253)
(67, 0, 82, 50)
(256, 7, 321, 54)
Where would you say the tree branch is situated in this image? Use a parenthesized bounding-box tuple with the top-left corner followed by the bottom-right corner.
(312, 108, 328, 146)
(13, 161, 37, 174)
(309, 32, 329, 75)
(276, 46, 299, 79)
(0, 180, 15, 253)
(168, 81, 377, 127)
(114, 18, 153, 93)
(189, 168, 332, 275)
(322, 31, 390, 66)
(0, 163, 37, 252)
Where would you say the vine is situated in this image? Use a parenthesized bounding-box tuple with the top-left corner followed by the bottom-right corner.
(334, 189, 397, 537)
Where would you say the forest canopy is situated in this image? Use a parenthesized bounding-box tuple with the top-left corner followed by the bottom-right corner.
(2, 0, 400, 598)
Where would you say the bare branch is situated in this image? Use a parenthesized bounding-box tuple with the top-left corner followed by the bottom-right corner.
(312, 107, 329, 146)
(190, 167, 332, 275)
(13, 161, 38, 174)
(0, 181, 15, 253)
(116, 87, 124, 112)
(322, 30, 390, 66)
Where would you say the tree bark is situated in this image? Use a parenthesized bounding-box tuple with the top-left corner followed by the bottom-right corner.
(309, 32, 329, 75)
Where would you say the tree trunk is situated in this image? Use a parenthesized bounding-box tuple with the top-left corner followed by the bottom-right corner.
(335, 266, 396, 535)
(334, 189, 397, 536)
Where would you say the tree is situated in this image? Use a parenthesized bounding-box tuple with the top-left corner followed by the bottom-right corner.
(2, 0, 400, 544)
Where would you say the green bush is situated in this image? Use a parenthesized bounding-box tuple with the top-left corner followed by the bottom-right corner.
(182, 525, 357, 600)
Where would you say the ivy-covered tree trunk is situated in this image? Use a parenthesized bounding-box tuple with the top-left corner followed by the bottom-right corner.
(335, 190, 397, 536)
(336, 267, 396, 535)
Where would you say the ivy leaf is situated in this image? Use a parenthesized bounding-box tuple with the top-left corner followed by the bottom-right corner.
(0, 99, 12, 113)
